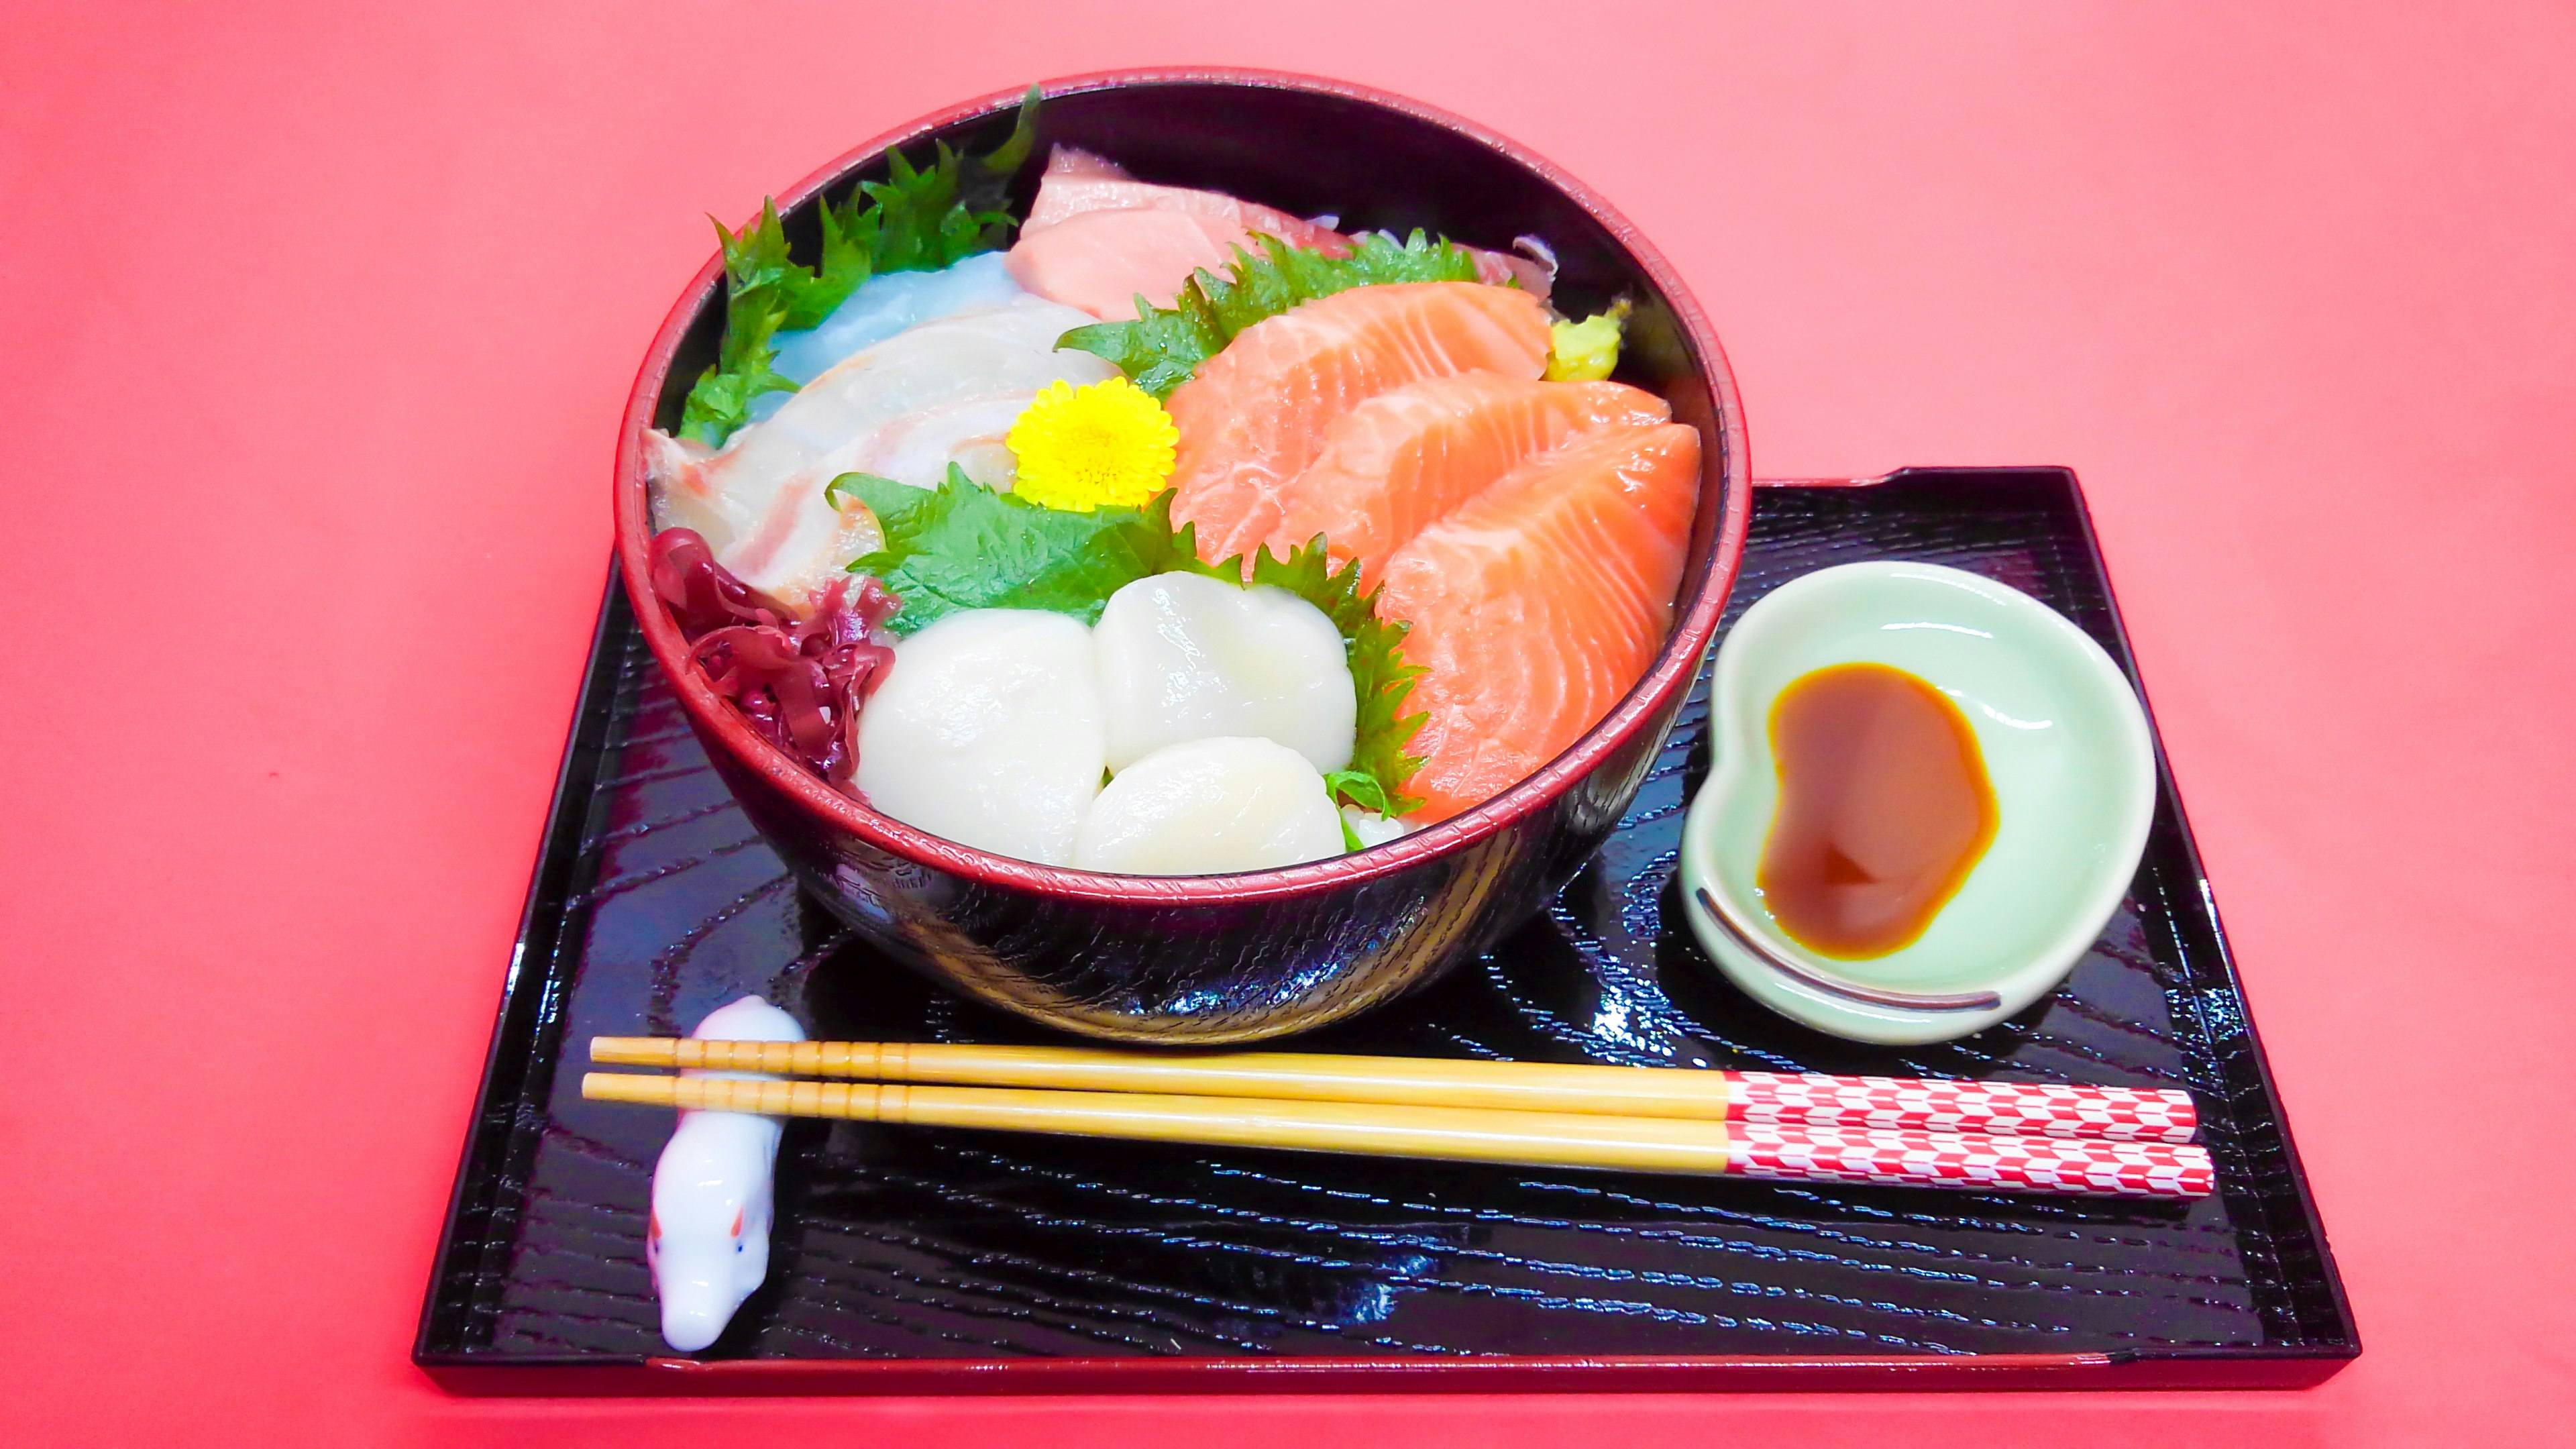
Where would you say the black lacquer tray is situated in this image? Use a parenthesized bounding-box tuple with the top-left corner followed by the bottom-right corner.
(417, 468, 2357, 1393)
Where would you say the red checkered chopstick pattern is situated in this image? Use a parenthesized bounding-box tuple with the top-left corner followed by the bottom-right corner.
(1727, 1121, 2214, 1198)
(1726, 1072, 2198, 1143)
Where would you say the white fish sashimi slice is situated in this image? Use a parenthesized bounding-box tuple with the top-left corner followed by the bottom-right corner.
(647, 297, 1115, 610)
(820, 390, 1034, 492)
(645, 429, 732, 549)
(1074, 737, 1345, 875)
(1093, 572, 1356, 773)
(853, 610, 1106, 867)
(763, 252, 1026, 394)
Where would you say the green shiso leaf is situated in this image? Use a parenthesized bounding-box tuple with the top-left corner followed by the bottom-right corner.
(1320, 769, 1388, 815)
(822, 472, 901, 511)
(675, 201, 805, 445)
(973, 87, 1043, 184)
(1059, 230, 1489, 400)
(843, 467, 1199, 631)
(844, 474, 1428, 813)
(677, 87, 1044, 446)
(1246, 533, 1429, 816)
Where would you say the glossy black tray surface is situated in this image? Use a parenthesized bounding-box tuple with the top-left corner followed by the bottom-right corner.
(417, 468, 2356, 1391)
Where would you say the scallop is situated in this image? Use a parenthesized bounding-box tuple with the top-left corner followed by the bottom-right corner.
(853, 610, 1105, 866)
(1073, 737, 1345, 875)
(1340, 806, 1415, 850)
(1093, 572, 1356, 773)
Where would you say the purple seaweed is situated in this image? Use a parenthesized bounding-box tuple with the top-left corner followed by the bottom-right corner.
(647, 529, 898, 784)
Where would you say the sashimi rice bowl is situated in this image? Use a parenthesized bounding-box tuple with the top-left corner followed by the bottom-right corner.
(616, 73, 1751, 1040)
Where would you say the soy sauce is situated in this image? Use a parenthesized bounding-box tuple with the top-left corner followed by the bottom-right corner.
(1756, 662, 1998, 959)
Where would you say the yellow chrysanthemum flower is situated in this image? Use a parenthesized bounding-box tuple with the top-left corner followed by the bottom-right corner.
(1006, 376, 1179, 513)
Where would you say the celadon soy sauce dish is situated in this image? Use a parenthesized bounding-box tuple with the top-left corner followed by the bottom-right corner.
(1681, 561, 2157, 1045)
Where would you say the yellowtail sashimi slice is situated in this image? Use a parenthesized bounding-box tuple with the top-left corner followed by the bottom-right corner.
(1005, 146, 1348, 320)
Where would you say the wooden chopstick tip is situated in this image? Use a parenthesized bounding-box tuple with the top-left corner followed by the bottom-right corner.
(589, 1036, 680, 1066)
(582, 1071, 680, 1106)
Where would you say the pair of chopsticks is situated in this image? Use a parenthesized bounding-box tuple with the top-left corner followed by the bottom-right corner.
(582, 1039, 2212, 1199)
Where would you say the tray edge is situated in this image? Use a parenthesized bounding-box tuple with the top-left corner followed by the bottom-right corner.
(412, 469, 2364, 1385)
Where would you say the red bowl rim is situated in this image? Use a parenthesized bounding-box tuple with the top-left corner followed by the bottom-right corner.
(612, 66, 1755, 907)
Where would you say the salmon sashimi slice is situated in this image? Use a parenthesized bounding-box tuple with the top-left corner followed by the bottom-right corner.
(1006, 146, 1347, 320)
(1268, 374, 1673, 590)
(1376, 422, 1702, 822)
(1164, 282, 1552, 567)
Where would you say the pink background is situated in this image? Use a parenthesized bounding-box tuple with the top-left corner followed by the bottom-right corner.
(6, 2, 2572, 1444)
